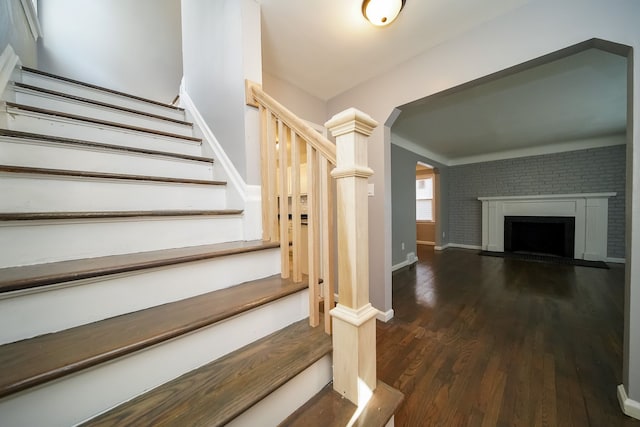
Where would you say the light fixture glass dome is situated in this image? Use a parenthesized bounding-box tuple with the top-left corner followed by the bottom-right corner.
(362, 0, 406, 27)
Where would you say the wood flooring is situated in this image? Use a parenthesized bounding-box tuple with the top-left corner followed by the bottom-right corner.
(377, 246, 639, 427)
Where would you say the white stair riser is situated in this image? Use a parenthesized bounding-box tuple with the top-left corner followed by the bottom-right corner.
(0, 138, 214, 181)
(3, 110, 202, 157)
(0, 247, 281, 344)
(0, 174, 226, 213)
(14, 88, 194, 137)
(0, 216, 243, 268)
(228, 355, 332, 427)
(20, 72, 185, 121)
(0, 290, 308, 427)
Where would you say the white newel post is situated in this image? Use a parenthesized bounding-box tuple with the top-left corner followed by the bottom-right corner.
(325, 108, 379, 406)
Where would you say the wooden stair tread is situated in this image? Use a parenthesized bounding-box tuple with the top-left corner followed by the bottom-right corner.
(82, 317, 331, 427)
(0, 209, 243, 221)
(14, 82, 193, 126)
(0, 129, 213, 163)
(21, 66, 184, 111)
(280, 381, 404, 427)
(0, 209, 242, 221)
(0, 240, 277, 293)
(0, 272, 305, 399)
(0, 164, 226, 186)
(4, 102, 201, 142)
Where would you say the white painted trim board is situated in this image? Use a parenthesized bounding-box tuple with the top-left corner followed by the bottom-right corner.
(376, 309, 394, 322)
(392, 258, 417, 272)
(617, 384, 640, 420)
(333, 293, 394, 322)
(0, 44, 20, 98)
(179, 79, 248, 204)
(19, 0, 42, 40)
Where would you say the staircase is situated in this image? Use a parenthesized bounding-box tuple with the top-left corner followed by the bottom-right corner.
(0, 65, 333, 426)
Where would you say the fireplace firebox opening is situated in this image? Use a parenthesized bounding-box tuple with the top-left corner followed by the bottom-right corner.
(504, 216, 575, 258)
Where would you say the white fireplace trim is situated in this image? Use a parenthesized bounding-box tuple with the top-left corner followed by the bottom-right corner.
(478, 193, 616, 261)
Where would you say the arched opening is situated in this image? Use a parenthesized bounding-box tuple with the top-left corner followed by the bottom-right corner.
(387, 38, 636, 422)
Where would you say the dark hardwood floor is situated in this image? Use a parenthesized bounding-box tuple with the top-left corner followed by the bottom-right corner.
(377, 246, 639, 427)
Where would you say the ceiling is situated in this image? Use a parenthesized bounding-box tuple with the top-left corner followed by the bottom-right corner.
(392, 48, 627, 163)
(260, 0, 531, 101)
(259, 1, 628, 164)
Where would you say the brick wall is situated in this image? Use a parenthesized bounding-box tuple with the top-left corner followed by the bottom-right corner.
(448, 145, 626, 258)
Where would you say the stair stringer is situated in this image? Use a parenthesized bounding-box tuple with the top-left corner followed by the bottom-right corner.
(179, 82, 263, 241)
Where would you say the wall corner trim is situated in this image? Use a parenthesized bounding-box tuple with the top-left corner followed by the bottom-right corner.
(617, 384, 640, 420)
(377, 309, 394, 322)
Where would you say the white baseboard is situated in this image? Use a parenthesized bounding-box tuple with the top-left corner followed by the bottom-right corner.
(606, 257, 626, 264)
(449, 243, 482, 250)
(617, 384, 640, 420)
(417, 240, 435, 246)
(376, 309, 394, 322)
(179, 81, 247, 205)
(331, 293, 394, 322)
(435, 243, 481, 251)
(392, 258, 416, 272)
(392, 251, 418, 272)
(180, 81, 266, 241)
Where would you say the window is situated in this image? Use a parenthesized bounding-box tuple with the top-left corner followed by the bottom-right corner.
(416, 177, 433, 221)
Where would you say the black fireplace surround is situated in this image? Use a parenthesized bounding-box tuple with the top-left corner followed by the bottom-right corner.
(504, 216, 575, 258)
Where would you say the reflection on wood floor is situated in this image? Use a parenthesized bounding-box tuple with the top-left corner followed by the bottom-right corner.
(377, 246, 639, 426)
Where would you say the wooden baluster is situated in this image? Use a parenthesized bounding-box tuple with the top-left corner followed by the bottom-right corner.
(266, 112, 279, 242)
(326, 108, 379, 406)
(259, 105, 270, 241)
(278, 120, 290, 278)
(320, 157, 335, 334)
(291, 132, 302, 283)
(307, 145, 320, 327)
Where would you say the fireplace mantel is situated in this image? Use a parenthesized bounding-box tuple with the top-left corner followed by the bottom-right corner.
(478, 193, 616, 261)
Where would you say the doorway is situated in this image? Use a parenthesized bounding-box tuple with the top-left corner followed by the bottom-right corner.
(416, 162, 437, 259)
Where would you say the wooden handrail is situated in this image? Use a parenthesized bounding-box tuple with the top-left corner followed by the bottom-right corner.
(246, 80, 336, 165)
(247, 79, 337, 334)
(246, 81, 378, 405)
(246, 80, 379, 407)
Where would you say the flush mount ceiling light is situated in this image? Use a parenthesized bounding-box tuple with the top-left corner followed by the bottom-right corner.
(362, 0, 406, 27)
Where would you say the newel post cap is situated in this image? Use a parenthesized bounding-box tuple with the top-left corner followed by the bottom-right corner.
(325, 108, 379, 138)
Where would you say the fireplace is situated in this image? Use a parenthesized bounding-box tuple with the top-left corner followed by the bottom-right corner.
(504, 216, 575, 258)
(478, 193, 615, 261)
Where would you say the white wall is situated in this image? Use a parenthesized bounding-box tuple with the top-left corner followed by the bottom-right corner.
(263, 71, 327, 127)
(326, 0, 640, 405)
(36, 0, 183, 103)
(1, 0, 37, 67)
(181, 0, 262, 184)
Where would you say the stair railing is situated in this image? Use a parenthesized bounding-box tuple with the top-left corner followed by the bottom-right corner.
(246, 80, 336, 334)
(247, 81, 379, 405)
